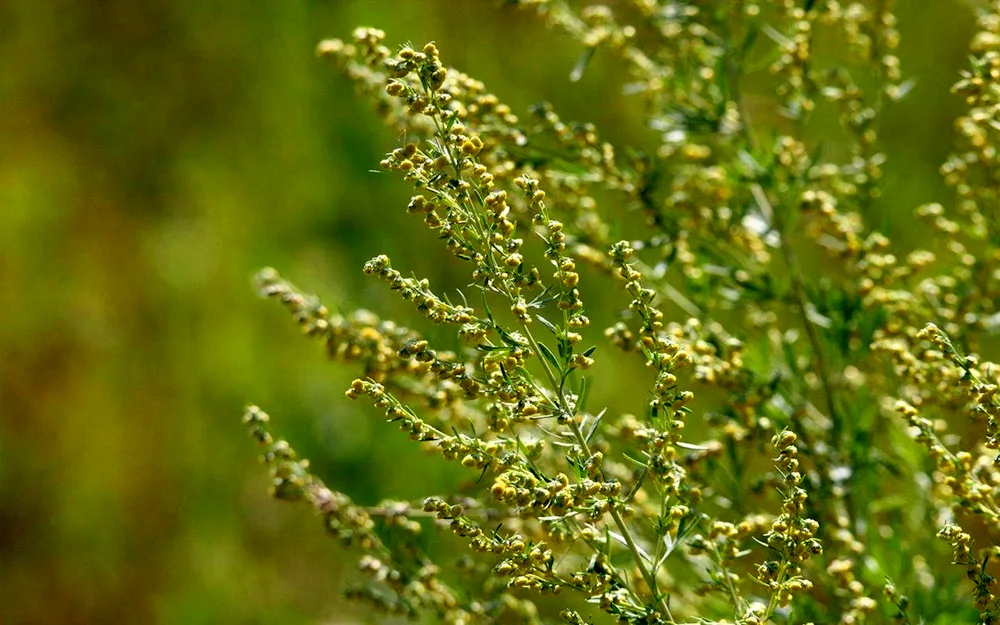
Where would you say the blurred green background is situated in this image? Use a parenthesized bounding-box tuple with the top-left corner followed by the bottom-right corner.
(0, 1, 983, 623)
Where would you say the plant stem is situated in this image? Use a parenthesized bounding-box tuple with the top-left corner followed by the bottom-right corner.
(515, 317, 673, 622)
(752, 184, 840, 433)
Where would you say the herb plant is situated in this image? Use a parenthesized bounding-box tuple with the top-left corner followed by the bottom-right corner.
(244, 2, 1000, 623)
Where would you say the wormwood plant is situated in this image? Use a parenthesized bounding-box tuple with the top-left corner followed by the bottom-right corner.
(244, 2, 1000, 623)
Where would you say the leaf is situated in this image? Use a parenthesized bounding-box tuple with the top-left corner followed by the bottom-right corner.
(480, 291, 495, 323)
(557, 336, 571, 360)
(622, 452, 649, 468)
(623, 466, 647, 503)
(576, 376, 590, 414)
(761, 23, 792, 47)
(608, 531, 652, 564)
(498, 363, 512, 384)
(537, 514, 575, 522)
(657, 536, 673, 572)
(584, 407, 606, 443)
(476, 344, 509, 352)
(549, 439, 577, 448)
(805, 303, 832, 328)
(445, 108, 460, 133)
(536, 314, 558, 335)
(570, 46, 597, 83)
(739, 23, 760, 59)
(495, 324, 520, 346)
(529, 286, 560, 308)
(538, 342, 561, 371)
(892, 78, 917, 101)
(676, 441, 712, 451)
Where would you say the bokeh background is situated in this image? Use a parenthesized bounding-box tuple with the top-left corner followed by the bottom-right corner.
(0, 1, 984, 623)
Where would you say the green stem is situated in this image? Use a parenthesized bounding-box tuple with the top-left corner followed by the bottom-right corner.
(419, 74, 673, 624)
(763, 559, 790, 621)
(752, 185, 840, 433)
(566, 412, 673, 621)
(513, 310, 673, 621)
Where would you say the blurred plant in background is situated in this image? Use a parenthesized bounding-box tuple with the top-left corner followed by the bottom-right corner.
(245, 1, 1000, 623)
(0, 0, 994, 623)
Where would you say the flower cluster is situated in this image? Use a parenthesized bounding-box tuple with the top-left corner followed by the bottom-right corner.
(244, 2, 1000, 623)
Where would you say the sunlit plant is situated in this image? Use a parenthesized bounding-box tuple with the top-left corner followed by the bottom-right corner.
(245, 2, 1000, 623)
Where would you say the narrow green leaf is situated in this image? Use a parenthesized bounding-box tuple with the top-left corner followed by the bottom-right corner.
(538, 342, 561, 371)
(495, 324, 519, 346)
(622, 452, 649, 468)
(536, 314, 558, 334)
(676, 441, 712, 451)
(609, 530, 652, 564)
(476, 344, 509, 352)
(498, 363, 512, 384)
(576, 376, 590, 415)
(623, 467, 647, 504)
(557, 336, 571, 360)
(584, 407, 606, 443)
(569, 46, 596, 83)
(480, 291, 494, 323)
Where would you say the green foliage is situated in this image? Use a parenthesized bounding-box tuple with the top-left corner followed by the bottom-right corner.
(247, 2, 1000, 623)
